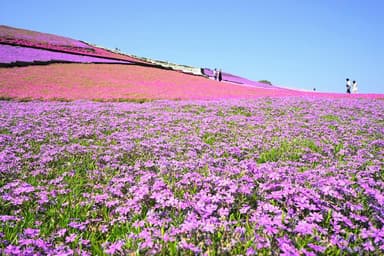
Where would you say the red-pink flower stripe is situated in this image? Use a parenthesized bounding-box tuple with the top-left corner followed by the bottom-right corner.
(0, 63, 382, 100)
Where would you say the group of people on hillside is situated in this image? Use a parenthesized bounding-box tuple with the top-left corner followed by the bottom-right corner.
(346, 78, 358, 94)
(212, 68, 223, 82)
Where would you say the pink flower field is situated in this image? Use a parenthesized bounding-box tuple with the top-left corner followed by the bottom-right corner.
(0, 98, 383, 255)
(0, 63, 278, 100)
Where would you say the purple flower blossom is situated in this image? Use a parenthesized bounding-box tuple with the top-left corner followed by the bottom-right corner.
(363, 240, 375, 252)
(0, 215, 20, 222)
(65, 233, 77, 243)
(246, 247, 256, 256)
(104, 240, 125, 255)
(307, 212, 323, 223)
(294, 221, 315, 235)
(23, 228, 40, 237)
(180, 240, 202, 254)
(240, 205, 251, 214)
(56, 228, 67, 237)
(4, 245, 22, 255)
(307, 243, 325, 253)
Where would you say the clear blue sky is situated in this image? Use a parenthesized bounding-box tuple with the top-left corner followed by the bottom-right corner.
(1, 0, 383, 93)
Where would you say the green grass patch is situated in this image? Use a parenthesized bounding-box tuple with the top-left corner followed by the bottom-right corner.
(258, 138, 321, 163)
(321, 114, 340, 122)
(229, 106, 252, 117)
(182, 105, 207, 114)
(0, 128, 11, 134)
(202, 132, 225, 146)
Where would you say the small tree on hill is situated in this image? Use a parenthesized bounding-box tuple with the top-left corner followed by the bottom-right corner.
(259, 80, 272, 85)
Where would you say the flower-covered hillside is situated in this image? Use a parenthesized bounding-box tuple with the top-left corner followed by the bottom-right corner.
(0, 25, 149, 64)
(0, 25, 89, 49)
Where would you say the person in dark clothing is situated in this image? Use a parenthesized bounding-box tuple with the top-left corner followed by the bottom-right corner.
(346, 78, 351, 94)
(218, 69, 223, 82)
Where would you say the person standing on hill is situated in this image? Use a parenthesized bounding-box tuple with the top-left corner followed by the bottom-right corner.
(352, 80, 358, 93)
(213, 68, 218, 80)
(218, 69, 223, 82)
(346, 78, 351, 94)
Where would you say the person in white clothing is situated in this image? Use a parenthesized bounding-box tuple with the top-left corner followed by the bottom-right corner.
(352, 80, 358, 93)
(213, 69, 217, 80)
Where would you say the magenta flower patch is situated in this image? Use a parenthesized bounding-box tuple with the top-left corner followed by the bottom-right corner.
(0, 44, 132, 65)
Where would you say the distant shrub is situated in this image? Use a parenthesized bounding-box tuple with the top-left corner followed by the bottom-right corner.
(259, 80, 272, 85)
(0, 96, 13, 101)
(50, 97, 72, 102)
(18, 97, 34, 102)
(115, 98, 152, 103)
